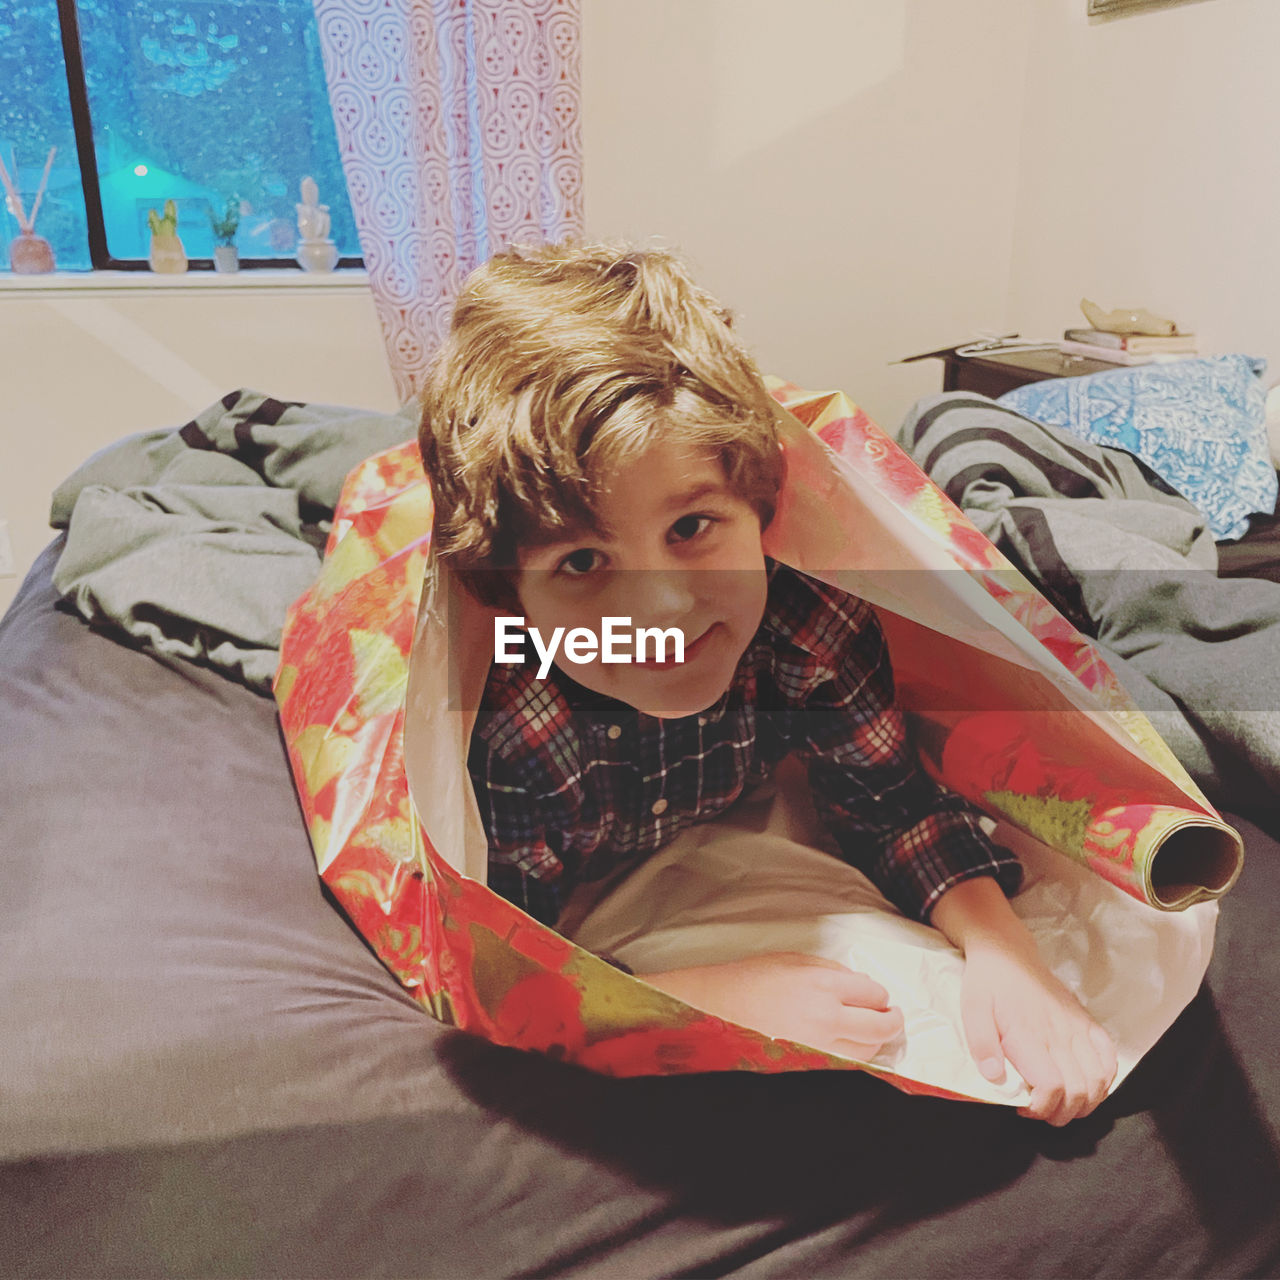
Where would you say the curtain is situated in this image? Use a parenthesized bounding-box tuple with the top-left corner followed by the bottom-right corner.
(312, 0, 584, 403)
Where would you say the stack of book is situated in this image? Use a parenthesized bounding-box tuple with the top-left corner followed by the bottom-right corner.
(1059, 328, 1198, 365)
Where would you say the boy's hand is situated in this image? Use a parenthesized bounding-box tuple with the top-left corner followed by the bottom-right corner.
(960, 943, 1118, 1126)
(930, 876, 1118, 1126)
(640, 952, 904, 1062)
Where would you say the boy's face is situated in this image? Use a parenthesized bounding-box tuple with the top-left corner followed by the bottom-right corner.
(515, 436, 769, 719)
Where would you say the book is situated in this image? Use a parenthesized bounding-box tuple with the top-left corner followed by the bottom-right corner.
(1059, 341, 1154, 365)
(1062, 327, 1198, 354)
(1059, 340, 1197, 366)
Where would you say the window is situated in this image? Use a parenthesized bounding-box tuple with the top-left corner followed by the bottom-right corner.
(0, 0, 361, 271)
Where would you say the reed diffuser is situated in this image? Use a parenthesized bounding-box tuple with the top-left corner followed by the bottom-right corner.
(0, 147, 57, 274)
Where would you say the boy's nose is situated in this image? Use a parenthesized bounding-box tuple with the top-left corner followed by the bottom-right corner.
(626, 567, 697, 627)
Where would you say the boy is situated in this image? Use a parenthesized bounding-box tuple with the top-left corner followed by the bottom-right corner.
(419, 243, 1117, 1124)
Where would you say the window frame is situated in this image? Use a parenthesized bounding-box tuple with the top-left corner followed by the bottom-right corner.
(53, 0, 363, 273)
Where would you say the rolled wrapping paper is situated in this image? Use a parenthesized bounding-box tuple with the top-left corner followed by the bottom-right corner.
(760, 387, 1241, 908)
(274, 382, 1242, 1095)
(557, 757, 1216, 1106)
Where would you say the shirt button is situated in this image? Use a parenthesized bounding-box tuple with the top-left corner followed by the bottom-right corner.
(697, 716, 708, 727)
(651, 798, 668, 816)
(607, 724, 622, 740)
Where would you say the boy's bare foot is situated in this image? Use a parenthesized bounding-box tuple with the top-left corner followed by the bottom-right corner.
(640, 951, 904, 1061)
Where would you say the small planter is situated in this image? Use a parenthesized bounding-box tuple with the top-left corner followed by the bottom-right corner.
(296, 239, 339, 273)
(9, 228, 54, 274)
(149, 233, 188, 274)
(213, 244, 240, 273)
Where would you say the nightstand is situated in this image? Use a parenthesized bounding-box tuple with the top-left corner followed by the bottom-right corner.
(902, 344, 1126, 398)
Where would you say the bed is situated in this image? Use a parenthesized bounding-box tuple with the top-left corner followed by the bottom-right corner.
(4, 391, 1280, 1279)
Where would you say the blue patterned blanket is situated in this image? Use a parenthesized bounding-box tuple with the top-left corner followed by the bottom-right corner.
(998, 355, 1274, 541)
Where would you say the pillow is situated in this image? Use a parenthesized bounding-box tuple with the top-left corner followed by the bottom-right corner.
(998, 355, 1275, 541)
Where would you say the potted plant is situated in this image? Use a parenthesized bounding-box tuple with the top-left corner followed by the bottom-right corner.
(208, 197, 241, 273)
(146, 199, 187, 273)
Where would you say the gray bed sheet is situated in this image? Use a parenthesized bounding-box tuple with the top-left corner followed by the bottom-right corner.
(3, 540, 1280, 1279)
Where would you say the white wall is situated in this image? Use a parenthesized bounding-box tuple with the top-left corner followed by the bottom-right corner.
(6, 0, 1277, 615)
(1008, 0, 1280, 370)
(0, 282, 396, 613)
(582, 0, 1035, 429)
(584, 0, 1280, 419)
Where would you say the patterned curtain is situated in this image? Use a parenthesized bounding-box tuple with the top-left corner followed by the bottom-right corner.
(311, 0, 584, 402)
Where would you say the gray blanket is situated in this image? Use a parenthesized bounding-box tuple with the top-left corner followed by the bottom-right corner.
(898, 392, 1280, 815)
(51, 389, 416, 692)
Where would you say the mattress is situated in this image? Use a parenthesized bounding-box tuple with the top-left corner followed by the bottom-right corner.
(3, 539, 1280, 1278)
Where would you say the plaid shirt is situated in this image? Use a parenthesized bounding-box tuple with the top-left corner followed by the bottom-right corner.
(468, 560, 1021, 927)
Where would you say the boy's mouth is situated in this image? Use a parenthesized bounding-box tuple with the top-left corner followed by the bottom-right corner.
(635, 623, 715, 670)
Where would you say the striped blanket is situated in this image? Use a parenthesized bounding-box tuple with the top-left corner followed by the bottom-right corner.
(50, 390, 415, 691)
(897, 392, 1280, 817)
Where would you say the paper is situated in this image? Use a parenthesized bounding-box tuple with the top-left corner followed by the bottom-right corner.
(275, 380, 1239, 1097)
(560, 757, 1214, 1104)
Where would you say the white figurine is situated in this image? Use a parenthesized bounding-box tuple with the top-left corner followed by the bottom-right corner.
(296, 175, 339, 273)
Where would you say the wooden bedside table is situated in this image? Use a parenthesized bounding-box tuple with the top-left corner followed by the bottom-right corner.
(903, 344, 1126, 398)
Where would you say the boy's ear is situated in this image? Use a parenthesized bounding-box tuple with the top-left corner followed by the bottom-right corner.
(450, 563, 522, 614)
(757, 439, 787, 534)
(486, 569, 525, 615)
(500, 578, 524, 615)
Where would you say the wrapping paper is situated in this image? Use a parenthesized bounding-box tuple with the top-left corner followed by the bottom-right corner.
(558, 757, 1215, 1106)
(275, 383, 1243, 1099)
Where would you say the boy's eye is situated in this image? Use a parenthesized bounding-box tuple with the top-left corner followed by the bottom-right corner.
(669, 514, 715, 542)
(556, 547, 602, 577)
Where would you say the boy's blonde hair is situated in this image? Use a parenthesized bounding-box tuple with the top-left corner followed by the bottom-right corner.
(419, 242, 783, 606)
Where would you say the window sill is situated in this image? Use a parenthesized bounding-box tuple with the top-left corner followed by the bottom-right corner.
(0, 268, 371, 299)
